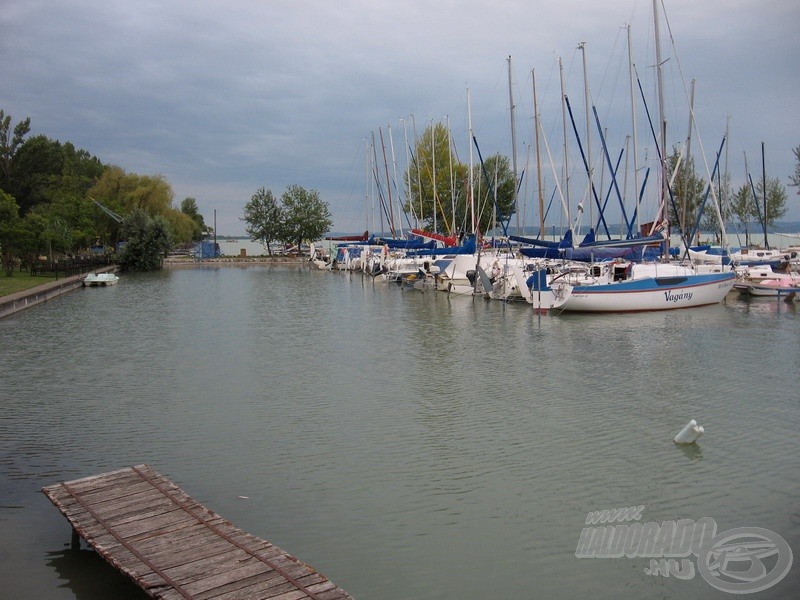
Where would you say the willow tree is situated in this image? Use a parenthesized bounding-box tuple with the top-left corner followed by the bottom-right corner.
(89, 167, 179, 245)
(162, 208, 198, 244)
(90, 167, 173, 214)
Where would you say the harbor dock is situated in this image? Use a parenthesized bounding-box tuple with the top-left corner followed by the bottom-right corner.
(43, 464, 353, 600)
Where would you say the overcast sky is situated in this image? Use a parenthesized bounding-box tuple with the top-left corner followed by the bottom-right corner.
(2, 0, 798, 235)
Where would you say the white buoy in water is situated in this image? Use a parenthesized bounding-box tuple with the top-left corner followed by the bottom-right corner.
(674, 419, 704, 444)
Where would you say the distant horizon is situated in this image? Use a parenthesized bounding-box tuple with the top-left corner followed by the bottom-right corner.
(212, 220, 800, 242)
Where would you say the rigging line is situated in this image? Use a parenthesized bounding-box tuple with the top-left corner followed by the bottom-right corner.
(658, 0, 729, 250)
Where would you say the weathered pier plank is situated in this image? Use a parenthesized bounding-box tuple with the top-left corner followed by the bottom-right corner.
(43, 464, 353, 600)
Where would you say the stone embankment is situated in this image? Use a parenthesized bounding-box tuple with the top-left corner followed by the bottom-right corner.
(0, 266, 118, 319)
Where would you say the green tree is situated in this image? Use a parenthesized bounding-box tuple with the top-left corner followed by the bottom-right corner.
(90, 167, 173, 215)
(6, 134, 63, 214)
(0, 191, 37, 275)
(404, 122, 462, 234)
(180, 197, 207, 241)
(118, 208, 172, 271)
(0, 109, 31, 190)
(279, 184, 332, 249)
(162, 208, 197, 245)
(752, 176, 788, 226)
(664, 149, 708, 237)
(89, 167, 180, 245)
(0, 191, 22, 275)
(242, 187, 283, 256)
(5, 135, 104, 216)
(403, 122, 516, 237)
(728, 184, 756, 241)
(472, 153, 517, 235)
(728, 176, 788, 242)
(29, 190, 99, 256)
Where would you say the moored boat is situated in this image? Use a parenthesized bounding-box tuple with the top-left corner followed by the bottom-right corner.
(733, 265, 800, 297)
(550, 262, 735, 313)
(82, 272, 120, 287)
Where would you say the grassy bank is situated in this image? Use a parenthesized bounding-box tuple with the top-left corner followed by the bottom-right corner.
(0, 271, 59, 297)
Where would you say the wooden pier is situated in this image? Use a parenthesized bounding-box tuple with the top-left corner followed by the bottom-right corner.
(43, 464, 354, 600)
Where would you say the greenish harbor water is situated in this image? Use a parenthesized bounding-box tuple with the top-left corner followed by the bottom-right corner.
(1, 265, 798, 599)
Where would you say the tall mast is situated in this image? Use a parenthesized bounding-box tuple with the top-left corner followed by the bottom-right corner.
(680, 79, 695, 239)
(446, 115, 456, 235)
(364, 138, 370, 233)
(722, 114, 731, 230)
(654, 0, 669, 258)
(559, 56, 571, 225)
(627, 24, 641, 235)
(467, 88, 476, 234)
(762, 141, 769, 249)
(532, 68, 545, 236)
(431, 120, 437, 233)
(579, 42, 594, 228)
(387, 124, 404, 237)
(508, 56, 520, 233)
(378, 126, 396, 237)
(400, 117, 414, 229)
(411, 114, 423, 226)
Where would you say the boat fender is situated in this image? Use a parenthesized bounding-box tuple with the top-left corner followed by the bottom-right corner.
(673, 419, 704, 445)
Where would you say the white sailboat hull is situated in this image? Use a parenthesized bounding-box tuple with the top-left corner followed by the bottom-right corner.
(551, 266, 735, 313)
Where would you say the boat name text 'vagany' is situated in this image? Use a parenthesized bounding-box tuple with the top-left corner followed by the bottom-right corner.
(664, 291, 693, 303)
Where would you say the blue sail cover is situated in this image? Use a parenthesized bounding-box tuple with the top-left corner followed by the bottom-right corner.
(526, 269, 551, 291)
(580, 233, 667, 249)
(509, 229, 574, 249)
(519, 246, 562, 259)
(520, 244, 661, 262)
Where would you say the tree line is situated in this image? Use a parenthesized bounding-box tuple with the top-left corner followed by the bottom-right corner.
(386, 122, 517, 238)
(666, 145, 792, 245)
(1, 108, 208, 274)
(367, 121, 797, 245)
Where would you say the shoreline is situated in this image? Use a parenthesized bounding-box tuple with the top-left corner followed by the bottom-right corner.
(0, 265, 118, 320)
(0, 258, 312, 318)
(163, 256, 310, 267)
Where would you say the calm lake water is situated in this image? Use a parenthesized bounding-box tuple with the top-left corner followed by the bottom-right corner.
(1, 264, 798, 599)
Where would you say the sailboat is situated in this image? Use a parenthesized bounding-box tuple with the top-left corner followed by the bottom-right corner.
(549, 0, 736, 313)
(549, 261, 734, 312)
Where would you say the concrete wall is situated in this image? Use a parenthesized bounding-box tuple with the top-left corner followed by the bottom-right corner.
(0, 267, 117, 320)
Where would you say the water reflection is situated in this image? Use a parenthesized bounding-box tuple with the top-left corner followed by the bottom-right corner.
(2, 265, 798, 600)
(731, 294, 799, 316)
(675, 443, 704, 462)
(45, 549, 147, 599)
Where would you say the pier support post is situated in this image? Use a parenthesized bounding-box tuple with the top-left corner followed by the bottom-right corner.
(71, 528, 80, 550)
